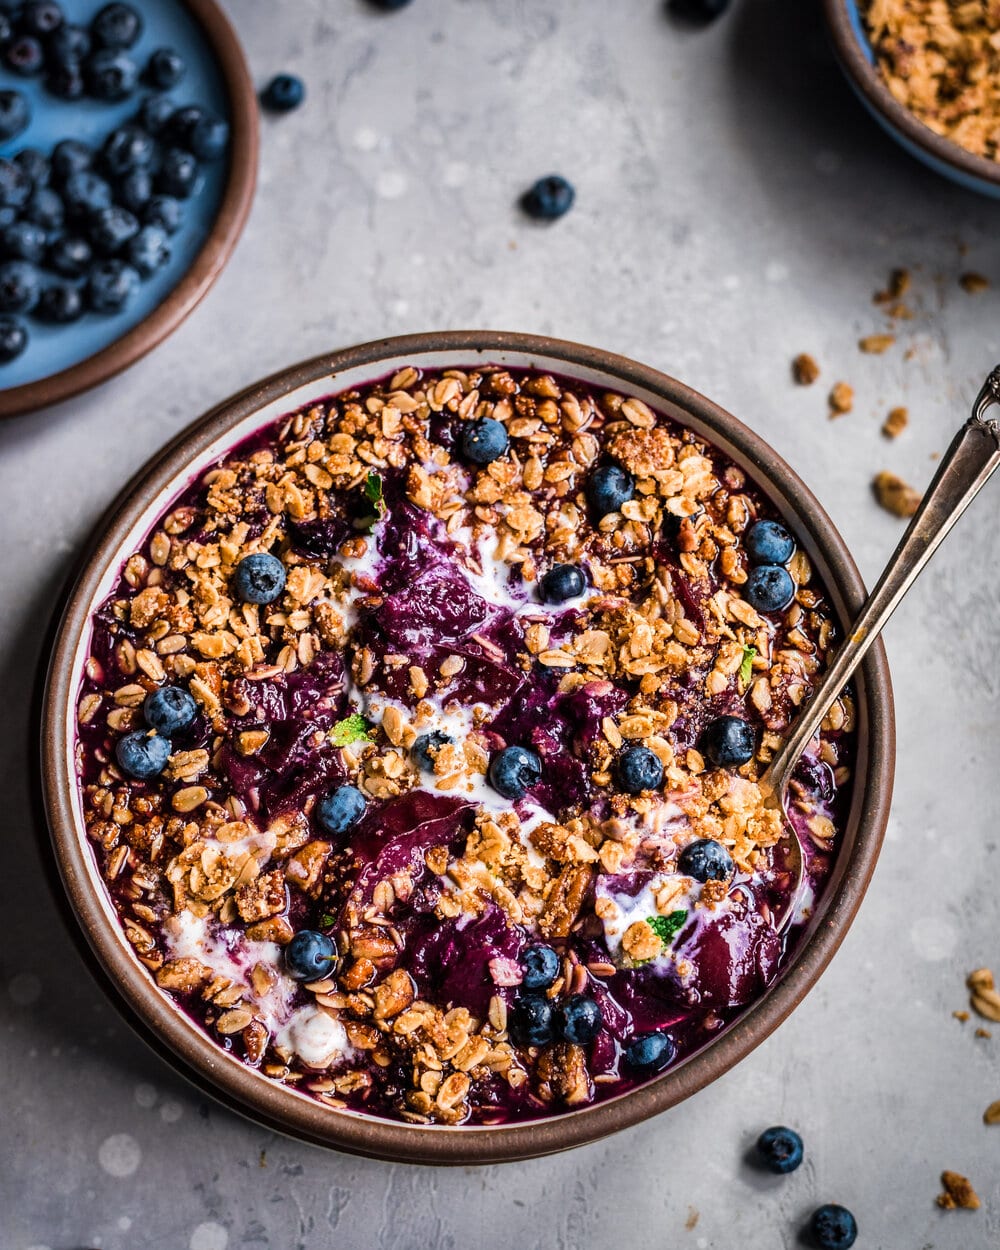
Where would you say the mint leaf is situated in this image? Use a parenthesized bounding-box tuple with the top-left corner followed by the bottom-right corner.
(363, 471, 385, 514)
(329, 712, 373, 747)
(319, 913, 336, 928)
(738, 644, 756, 688)
(647, 910, 688, 946)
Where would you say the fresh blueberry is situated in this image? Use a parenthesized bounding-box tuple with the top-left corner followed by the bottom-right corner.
(47, 233, 91, 277)
(14, 148, 49, 187)
(509, 995, 554, 1047)
(488, 744, 542, 800)
(460, 416, 509, 465)
(0, 206, 15, 228)
(0, 158, 31, 209)
(5, 35, 44, 75)
(115, 730, 170, 780)
(284, 930, 338, 981)
(126, 222, 168, 275)
(51, 139, 93, 184)
(138, 93, 174, 134)
(260, 73, 305, 113)
(539, 563, 585, 603)
(556, 994, 603, 1044)
(63, 171, 112, 220)
(368, 0, 413, 8)
(615, 745, 664, 795)
(86, 257, 139, 312)
(809, 1205, 857, 1250)
(143, 193, 182, 233)
(21, 1, 63, 36)
(669, 0, 730, 21)
(22, 186, 63, 232)
(520, 944, 560, 991)
(315, 784, 367, 837)
(186, 113, 229, 161)
(521, 174, 575, 220)
(145, 46, 185, 89)
(0, 12, 11, 46)
(411, 730, 453, 772)
(46, 59, 84, 99)
(745, 565, 795, 613)
(91, 2, 142, 49)
(0, 260, 39, 312)
(700, 715, 755, 768)
(756, 1125, 804, 1174)
(164, 103, 203, 145)
(587, 463, 634, 516)
(0, 89, 29, 140)
(46, 20, 90, 65)
(745, 519, 794, 566)
(624, 1030, 676, 1073)
(102, 123, 155, 176)
(677, 837, 734, 883)
(35, 282, 83, 323)
(116, 166, 152, 213)
(143, 685, 197, 735)
(88, 204, 139, 255)
(156, 146, 200, 198)
(2, 221, 46, 263)
(0, 313, 27, 361)
(85, 47, 138, 100)
(233, 551, 286, 604)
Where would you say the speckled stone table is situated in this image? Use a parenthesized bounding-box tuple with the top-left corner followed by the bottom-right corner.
(3, 1, 999, 1246)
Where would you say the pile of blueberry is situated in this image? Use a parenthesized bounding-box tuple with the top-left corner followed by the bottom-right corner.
(755, 1126, 858, 1249)
(0, 1, 229, 363)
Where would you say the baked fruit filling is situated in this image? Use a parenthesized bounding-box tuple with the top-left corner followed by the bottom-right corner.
(75, 364, 853, 1125)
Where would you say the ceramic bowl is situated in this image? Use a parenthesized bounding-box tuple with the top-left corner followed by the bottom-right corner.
(825, 0, 1000, 197)
(40, 331, 895, 1164)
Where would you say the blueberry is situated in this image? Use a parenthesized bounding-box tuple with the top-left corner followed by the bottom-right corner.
(614, 745, 663, 795)
(0, 89, 29, 140)
(488, 744, 542, 800)
(624, 1030, 676, 1073)
(138, 93, 174, 135)
(411, 730, 453, 772)
(520, 944, 560, 991)
(745, 564, 795, 613)
(521, 174, 575, 220)
(5, 35, 44, 75)
(51, 140, 93, 184)
(63, 171, 112, 219)
(143, 193, 182, 233)
(102, 123, 155, 176)
(233, 554, 286, 607)
(156, 146, 200, 198)
(2, 220, 46, 262)
(92, 2, 142, 49)
(116, 166, 152, 213)
(143, 685, 197, 735)
(164, 103, 203, 145)
(284, 930, 338, 981)
(145, 46, 185, 90)
(509, 995, 554, 1047)
(14, 148, 49, 187)
(186, 114, 229, 161)
(756, 1125, 804, 1174)
(47, 21, 89, 65)
(88, 204, 139, 255)
(315, 784, 367, 837)
(22, 186, 63, 232)
(0, 313, 27, 361)
(46, 58, 84, 98)
(677, 837, 734, 883)
(85, 47, 138, 100)
(556, 994, 602, 1044)
(368, 0, 413, 8)
(745, 519, 794, 566)
(0, 260, 39, 311)
(0, 12, 10, 46)
(47, 233, 91, 277)
(115, 730, 170, 780)
(35, 281, 82, 323)
(260, 73, 305, 113)
(809, 1205, 857, 1250)
(539, 563, 585, 603)
(669, 0, 730, 21)
(0, 158, 31, 209)
(700, 715, 755, 768)
(21, 1, 63, 36)
(126, 222, 168, 275)
(0, 205, 15, 228)
(86, 257, 139, 312)
(461, 416, 509, 465)
(587, 463, 634, 516)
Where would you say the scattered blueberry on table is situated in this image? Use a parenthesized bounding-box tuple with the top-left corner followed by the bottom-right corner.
(667, 0, 731, 23)
(809, 1204, 858, 1250)
(521, 173, 575, 220)
(756, 1125, 804, 1174)
(260, 72, 304, 113)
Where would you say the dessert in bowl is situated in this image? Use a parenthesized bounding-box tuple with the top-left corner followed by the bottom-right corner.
(43, 332, 893, 1162)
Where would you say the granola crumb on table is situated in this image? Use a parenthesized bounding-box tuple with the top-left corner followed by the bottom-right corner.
(936, 1170, 980, 1211)
(829, 382, 855, 417)
(873, 470, 921, 518)
(791, 353, 821, 386)
(882, 407, 909, 439)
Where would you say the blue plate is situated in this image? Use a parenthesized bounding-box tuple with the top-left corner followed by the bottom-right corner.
(0, 0, 255, 409)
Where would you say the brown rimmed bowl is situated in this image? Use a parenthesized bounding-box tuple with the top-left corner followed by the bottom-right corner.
(824, 0, 1000, 198)
(40, 331, 895, 1164)
(0, 0, 258, 420)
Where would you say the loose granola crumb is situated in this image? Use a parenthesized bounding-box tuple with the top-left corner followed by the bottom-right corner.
(873, 470, 921, 518)
(829, 381, 854, 417)
(984, 1100, 1000, 1125)
(792, 353, 820, 385)
(975, 1027, 992, 1039)
(874, 267, 911, 303)
(882, 406, 908, 439)
(936, 1170, 980, 1211)
(968, 966, 1000, 1022)
(960, 271, 990, 294)
(859, 333, 896, 355)
(953, 1009, 970, 1022)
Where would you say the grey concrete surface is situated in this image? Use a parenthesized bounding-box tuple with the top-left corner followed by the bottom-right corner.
(2, 1, 999, 1246)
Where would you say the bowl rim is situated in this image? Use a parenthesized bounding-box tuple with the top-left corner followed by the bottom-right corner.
(0, 0, 259, 421)
(824, 0, 1000, 188)
(40, 329, 895, 1164)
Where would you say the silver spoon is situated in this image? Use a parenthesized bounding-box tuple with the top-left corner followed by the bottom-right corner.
(761, 365, 1000, 932)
